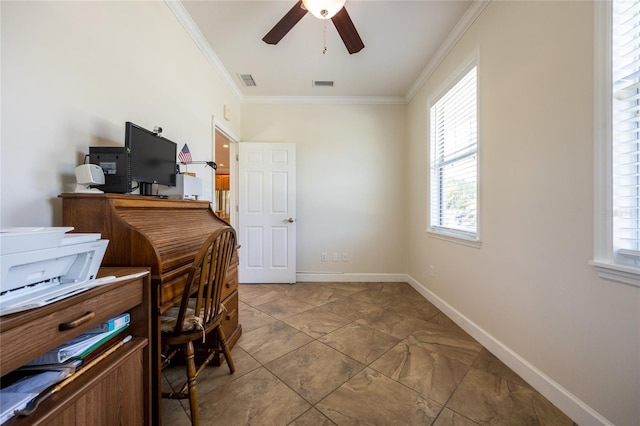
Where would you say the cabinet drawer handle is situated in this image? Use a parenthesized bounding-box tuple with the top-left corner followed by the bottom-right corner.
(225, 309, 237, 321)
(59, 311, 96, 331)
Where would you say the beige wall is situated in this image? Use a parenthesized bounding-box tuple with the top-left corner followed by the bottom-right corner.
(0, 0, 240, 225)
(241, 103, 407, 278)
(2, 0, 638, 424)
(406, 2, 639, 425)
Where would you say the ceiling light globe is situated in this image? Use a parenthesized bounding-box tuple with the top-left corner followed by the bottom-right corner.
(302, 0, 346, 20)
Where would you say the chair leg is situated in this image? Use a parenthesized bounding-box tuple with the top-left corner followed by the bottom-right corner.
(185, 341, 199, 426)
(217, 326, 235, 374)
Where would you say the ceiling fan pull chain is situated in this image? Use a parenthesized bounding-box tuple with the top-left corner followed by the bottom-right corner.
(322, 20, 327, 54)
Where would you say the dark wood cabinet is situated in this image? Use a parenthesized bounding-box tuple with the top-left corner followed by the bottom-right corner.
(59, 193, 241, 425)
(0, 267, 151, 425)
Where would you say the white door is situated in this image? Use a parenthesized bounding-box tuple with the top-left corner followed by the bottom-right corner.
(238, 142, 296, 283)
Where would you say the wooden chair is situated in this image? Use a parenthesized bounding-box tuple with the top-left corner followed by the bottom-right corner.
(160, 226, 237, 425)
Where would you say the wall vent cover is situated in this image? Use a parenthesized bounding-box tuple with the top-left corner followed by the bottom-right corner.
(313, 80, 334, 87)
(239, 74, 257, 87)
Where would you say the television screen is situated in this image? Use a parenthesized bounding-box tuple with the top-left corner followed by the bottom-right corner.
(125, 122, 177, 190)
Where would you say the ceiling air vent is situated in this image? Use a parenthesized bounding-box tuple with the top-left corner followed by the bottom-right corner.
(313, 80, 334, 87)
(239, 74, 257, 87)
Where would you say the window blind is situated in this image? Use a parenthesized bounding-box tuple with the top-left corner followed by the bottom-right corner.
(612, 0, 640, 267)
(430, 65, 478, 238)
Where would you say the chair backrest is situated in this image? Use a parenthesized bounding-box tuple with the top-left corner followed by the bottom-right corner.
(170, 226, 237, 335)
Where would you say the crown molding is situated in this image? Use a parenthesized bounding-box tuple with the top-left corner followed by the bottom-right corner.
(241, 95, 407, 105)
(405, 0, 490, 102)
(167, 0, 490, 105)
(164, 0, 243, 100)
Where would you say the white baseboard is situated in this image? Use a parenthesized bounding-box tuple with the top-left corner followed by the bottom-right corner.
(295, 272, 407, 282)
(292, 272, 613, 425)
(405, 275, 613, 426)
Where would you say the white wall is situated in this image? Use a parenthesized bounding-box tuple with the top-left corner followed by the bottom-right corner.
(241, 103, 407, 278)
(0, 1, 241, 226)
(3, 1, 638, 424)
(406, 1, 639, 425)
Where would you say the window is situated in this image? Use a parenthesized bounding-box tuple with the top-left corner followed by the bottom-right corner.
(592, 0, 640, 286)
(429, 63, 479, 245)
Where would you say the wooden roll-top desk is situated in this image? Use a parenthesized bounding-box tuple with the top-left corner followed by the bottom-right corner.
(59, 193, 241, 425)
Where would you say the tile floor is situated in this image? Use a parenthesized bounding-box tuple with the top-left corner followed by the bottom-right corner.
(162, 282, 576, 425)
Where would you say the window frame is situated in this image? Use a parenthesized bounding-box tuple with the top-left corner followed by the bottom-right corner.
(427, 58, 481, 248)
(591, 0, 640, 287)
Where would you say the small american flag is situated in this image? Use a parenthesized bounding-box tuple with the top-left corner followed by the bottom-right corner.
(178, 144, 192, 164)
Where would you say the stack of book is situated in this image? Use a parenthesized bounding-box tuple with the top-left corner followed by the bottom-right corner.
(0, 312, 130, 423)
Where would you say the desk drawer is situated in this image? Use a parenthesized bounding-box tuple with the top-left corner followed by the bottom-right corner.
(160, 252, 239, 312)
(222, 263, 238, 301)
(0, 279, 143, 375)
(159, 274, 188, 312)
(220, 290, 238, 340)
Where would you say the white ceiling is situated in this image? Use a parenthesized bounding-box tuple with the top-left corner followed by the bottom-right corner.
(176, 0, 480, 102)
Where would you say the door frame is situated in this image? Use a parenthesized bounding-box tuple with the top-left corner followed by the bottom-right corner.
(212, 116, 239, 230)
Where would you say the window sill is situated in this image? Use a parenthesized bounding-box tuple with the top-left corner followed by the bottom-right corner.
(589, 261, 640, 288)
(427, 229, 481, 249)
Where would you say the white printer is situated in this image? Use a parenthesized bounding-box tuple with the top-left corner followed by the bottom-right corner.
(159, 174, 203, 200)
(0, 227, 109, 316)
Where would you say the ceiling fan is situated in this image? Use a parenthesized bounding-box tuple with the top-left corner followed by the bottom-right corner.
(262, 0, 365, 54)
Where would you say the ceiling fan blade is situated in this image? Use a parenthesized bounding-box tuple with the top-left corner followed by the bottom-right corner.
(331, 7, 364, 54)
(262, 1, 308, 45)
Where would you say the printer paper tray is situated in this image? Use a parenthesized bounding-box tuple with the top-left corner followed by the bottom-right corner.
(0, 273, 147, 316)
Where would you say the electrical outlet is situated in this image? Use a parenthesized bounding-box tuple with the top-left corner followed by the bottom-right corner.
(342, 252, 349, 262)
(429, 265, 435, 277)
(321, 252, 327, 262)
(332, 252, 339, 262)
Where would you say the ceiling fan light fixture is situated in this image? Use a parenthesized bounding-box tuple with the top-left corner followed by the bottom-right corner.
(302, 0, 346, 20)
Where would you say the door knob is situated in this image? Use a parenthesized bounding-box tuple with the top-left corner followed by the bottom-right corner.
(285, 218, 296, 223)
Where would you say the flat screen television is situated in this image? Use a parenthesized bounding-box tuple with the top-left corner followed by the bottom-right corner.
(125, 122, 177, 195)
